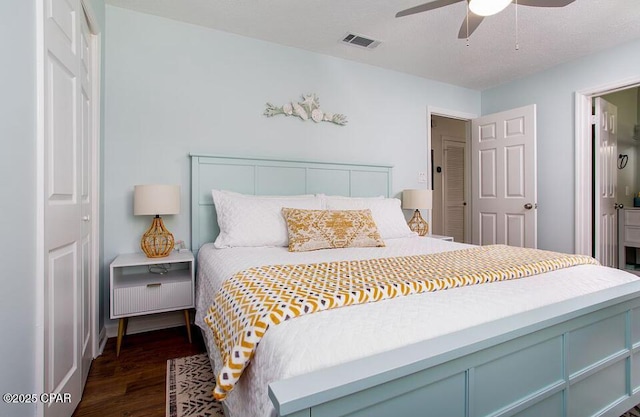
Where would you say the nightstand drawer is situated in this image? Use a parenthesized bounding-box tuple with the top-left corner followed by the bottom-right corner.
(113, 280, 192, 317)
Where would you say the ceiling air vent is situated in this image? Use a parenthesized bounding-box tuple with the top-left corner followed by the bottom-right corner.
(341, 33, 381, 50)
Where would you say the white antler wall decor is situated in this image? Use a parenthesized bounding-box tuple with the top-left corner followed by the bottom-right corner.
(264, 94, 348, 126)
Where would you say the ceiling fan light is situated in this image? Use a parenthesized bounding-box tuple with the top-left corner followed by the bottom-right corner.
(468, 0, 512, 16)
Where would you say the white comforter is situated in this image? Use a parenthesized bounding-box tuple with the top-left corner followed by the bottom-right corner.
(195, 237, 637, 417)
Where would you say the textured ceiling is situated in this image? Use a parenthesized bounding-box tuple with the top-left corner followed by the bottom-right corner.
(105, 0, 640, 90)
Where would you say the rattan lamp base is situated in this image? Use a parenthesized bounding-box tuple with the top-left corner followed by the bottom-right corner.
(408, 209, 429, 236)
(141, 215, 175, 258)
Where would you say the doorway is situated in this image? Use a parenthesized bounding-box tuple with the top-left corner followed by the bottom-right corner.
(601, 88, 640, 210)
(593, 88, 638, 268)
(429, 105, 538, 247)
(431, 115, 469, 243)
(575, 81, 640, 263)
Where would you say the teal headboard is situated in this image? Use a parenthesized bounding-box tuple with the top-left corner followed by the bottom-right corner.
(190, 154, 393, 255)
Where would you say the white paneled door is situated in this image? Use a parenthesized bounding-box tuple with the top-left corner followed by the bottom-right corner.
(594, 97, 618, 268)
(471, 105, 537, 248)
(42, 0, 96, 416)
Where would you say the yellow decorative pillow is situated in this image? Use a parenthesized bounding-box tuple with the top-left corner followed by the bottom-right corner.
(282, 208, 385, 252)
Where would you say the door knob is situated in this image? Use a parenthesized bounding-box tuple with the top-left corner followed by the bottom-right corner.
(82, 215, 90, 222)
(524, 203, 533, 210)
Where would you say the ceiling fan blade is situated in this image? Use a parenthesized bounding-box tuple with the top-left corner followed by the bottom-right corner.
(457, 13, 485, 39)
(516, 0, 575, 7)
(396, 0, 464, 18)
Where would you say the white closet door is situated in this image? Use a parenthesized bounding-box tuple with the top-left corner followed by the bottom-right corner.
(42, 0, 93, 415)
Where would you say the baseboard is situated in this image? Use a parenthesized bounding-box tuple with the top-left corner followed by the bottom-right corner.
(105, 311, 186, 338)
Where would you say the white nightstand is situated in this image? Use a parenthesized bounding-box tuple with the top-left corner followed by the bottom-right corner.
(110, 251, 195, 356)
(428, 234, 454, 242)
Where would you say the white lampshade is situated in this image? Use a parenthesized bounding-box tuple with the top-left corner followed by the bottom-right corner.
(134, 184, 180, 216)
(469, 0, 512, 16)
(402, 189, 433, 210)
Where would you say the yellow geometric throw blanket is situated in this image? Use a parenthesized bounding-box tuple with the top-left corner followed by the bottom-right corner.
(204, 244, 597, 400)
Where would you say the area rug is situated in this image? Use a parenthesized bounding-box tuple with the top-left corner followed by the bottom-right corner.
(166, 353, 224, 417)
(168, 353, 640, 417)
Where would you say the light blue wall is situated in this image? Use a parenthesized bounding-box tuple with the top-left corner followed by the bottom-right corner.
(482, 38, 640, 254)
(103, 6, 480, 324)
(0, 1, 36, 416)
(88, 0, 105, 30)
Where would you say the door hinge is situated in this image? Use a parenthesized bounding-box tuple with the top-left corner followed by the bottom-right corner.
(590, 115, 598, 125)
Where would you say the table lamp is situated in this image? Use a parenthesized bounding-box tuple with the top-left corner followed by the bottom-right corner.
(402, 189, 433, 236)
(134, 184, 180, 258)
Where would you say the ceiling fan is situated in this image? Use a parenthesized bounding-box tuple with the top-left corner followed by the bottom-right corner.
(396, 0, 576, 39)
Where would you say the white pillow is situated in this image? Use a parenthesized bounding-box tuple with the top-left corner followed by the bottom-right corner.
(324, 196, 416, 239)
(212, 190, 322, 248)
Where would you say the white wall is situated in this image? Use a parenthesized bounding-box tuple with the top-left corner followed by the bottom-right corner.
(0, 1, 36, 415)
(103, 6, 481, 325)
(481, 38, 640, 253)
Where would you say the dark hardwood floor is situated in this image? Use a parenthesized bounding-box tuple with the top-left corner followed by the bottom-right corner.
(73, 326, 206, 417)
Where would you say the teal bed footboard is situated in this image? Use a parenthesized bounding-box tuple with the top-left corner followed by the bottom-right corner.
(269, 282, 640, 417)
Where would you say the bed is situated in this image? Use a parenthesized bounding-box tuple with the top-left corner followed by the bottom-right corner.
(190, 154, 640, 417)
